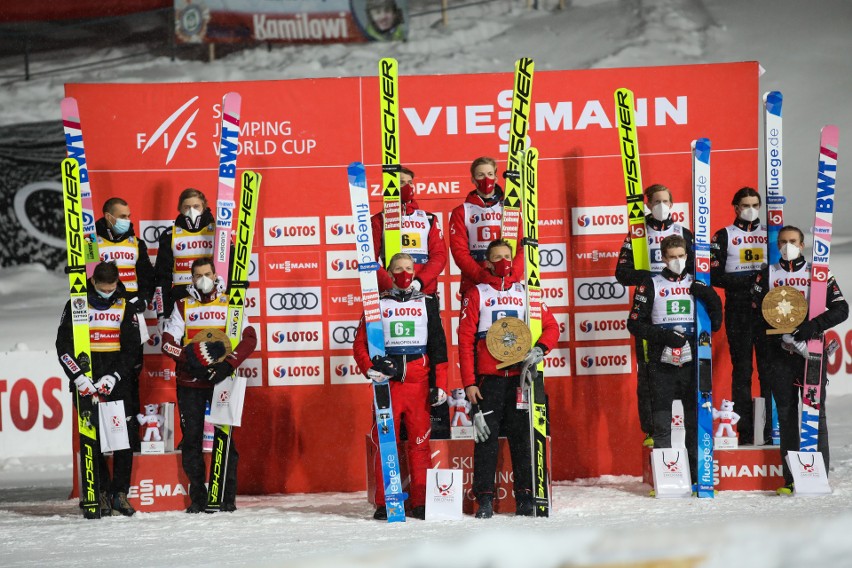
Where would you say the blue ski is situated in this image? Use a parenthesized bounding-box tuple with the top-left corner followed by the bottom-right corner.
(348, 162, 406, 523)
(692, 138, 714, 498)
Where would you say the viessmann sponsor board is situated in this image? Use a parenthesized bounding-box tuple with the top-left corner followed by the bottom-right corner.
(66, 62, 758, 490)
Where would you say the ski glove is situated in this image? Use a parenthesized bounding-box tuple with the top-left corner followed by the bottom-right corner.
(127, 296, 147, 314)
(523, 346, 545, 367)
(206, 360, 234, 384)
(473, 410, 492, 443)
(781, 334, 809, 358)
(663, 330, 688, 348)
(94, 373, 119, 395)
(370, 355, 398, 378)
(185, 341, 227, 377)
(411, 279, 422, 292)
(690, 281, 715, 301)
(367, 368, 391, 383)
(430, 387, 447, 407)
(74, 376, 97, 397)
(793, 320, 821, 342)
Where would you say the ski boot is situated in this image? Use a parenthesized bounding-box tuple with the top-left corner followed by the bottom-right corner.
(474, 495, 493, 519)
(112, 492, 136, 516)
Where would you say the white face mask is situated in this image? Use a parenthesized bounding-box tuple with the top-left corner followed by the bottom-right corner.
(195, 275, 215, 294)
(739, 207, 759, 223)
(667, 257, 687, 275)
(781, 243, 801, 262)
(185, 207, 202, 222)
(652, 202, 671, 222)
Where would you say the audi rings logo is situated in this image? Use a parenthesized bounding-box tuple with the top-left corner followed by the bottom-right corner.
(539, 249, 564, 267)
(576, 282, 625, 301)
(142, 224, 170, 244)
(269, 292, 319, 311)
(332, 325, 358, 345)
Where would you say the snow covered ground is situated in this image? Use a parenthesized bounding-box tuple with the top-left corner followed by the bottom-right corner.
(3, 0, 852, 566)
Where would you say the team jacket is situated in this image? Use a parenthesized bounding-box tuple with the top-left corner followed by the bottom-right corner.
(153, 209, 217, 314)
(751, 257, 848, 339)
(710, 217, 767, 303)
(55, 281, 141, 400)
(615, 214, 695, 286)
(161, 285, 258, 389)
(371, 197, 448, 294)
(95, 217, 155, 304)
(627, 268, 722, 365)
(353, 289, 449, 390)
(457, 273, 559, 387)
(449, 188, 525, 296)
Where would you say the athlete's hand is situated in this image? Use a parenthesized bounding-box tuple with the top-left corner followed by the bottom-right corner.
(465, 385, 482, 405)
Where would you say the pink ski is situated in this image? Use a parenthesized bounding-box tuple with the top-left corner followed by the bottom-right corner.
(213, 92, 241, 280)
(61, 97, 98, 272)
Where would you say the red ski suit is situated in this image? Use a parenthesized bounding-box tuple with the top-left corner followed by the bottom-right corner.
(370, 197, 447, 295)
(457, 273, 560, 388)
(353, 290, 449, 508)
(449, 189, 525, 296)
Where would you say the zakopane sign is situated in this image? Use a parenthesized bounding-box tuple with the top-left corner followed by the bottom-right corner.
(64, 62, 759, 493)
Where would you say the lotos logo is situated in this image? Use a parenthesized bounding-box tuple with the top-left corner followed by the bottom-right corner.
(269, 226, 283, 238)
(659, 288, 670, 297)
(732, 236, 742, 245)
(272, 331, 287, 343)
(382, 306, 423, 318)
(334, 363, 361, 377)
(578, 213, 623, 227)
(579, 320, 593, 333)
(581, 356, 594, 368)
(147, 334, 161, 347)
(484, 296, 524, 307)
(272, 364, 321, 378)
(176, 241, 186, 251)
(188, 312, 200, 322)
(577, 215, 591, 227)
(89, 312, 121, 322)
(273, 366, 287, 378)
(732, 235, 766, 245)
(659, 287, 690, 297)
(776, 277, 810, 288)
(335, 363, 349, 376)
(330, 223, 350, 236)
(469, 211, 501, 224)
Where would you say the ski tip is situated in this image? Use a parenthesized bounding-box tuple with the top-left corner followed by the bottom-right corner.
(764, 90, 783, 116)
(379, 57, 399, 70)
(614, 87, 634, 100)
(692, 138, 711, 163)
(821, 125, 839, 147)
(348, 162, 366, 184)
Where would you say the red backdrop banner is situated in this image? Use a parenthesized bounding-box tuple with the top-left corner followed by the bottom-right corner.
(66, 61, 759, 493)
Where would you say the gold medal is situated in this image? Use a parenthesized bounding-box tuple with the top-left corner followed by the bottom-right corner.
(762, 286, 808, 335)
(485, 317, 532, 370)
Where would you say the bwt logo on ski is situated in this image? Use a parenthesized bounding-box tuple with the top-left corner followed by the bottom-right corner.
(731, 235, 766, 245)
(264, 217, 321, 247)
(469, 212, 501, 224)
(137, 97, 200, 165)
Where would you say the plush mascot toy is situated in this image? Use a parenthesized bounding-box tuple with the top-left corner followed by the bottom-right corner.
(137, 403, 164, 442)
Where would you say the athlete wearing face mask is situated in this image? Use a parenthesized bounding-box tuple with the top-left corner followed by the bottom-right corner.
(55, 261, 142, 518)
(352, 253, 449, 521)
(709, 186, 769, 445)
(615, 183, 695, 447)
(750, 226, 849, 493)
(628, 234, 722, 487)
(456, 239, 559, 518)
(161, 256, 257, 513)
(154, 188, 222, 320)
(450, 156, 526, 297)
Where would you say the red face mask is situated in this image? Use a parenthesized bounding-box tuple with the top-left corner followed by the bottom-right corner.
(491, 258, 512, 278)
(475, 177, 496, 195)
(400, 182, 415, 203)
(392, 270, 415, 290)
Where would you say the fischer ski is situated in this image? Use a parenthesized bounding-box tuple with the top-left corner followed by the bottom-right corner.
(763, 90, 783, 445)
(206, 170, 261, 512)
(615, 88, 650, 272)
(692, 138, 714, 498)
(61, 98, 98, 270)
(521, 147, 549, 516)
(800, 125, 839, 452)
(213, 92, 241, 279)
(349, 162, 406, 523)
(501, 57, 534, 256)
(379, 58, 402, 262)
(61, 157, 101, 519)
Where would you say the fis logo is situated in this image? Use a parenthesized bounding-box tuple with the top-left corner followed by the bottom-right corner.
(269, 226, 283, 238)
(137, 97, 199, 165)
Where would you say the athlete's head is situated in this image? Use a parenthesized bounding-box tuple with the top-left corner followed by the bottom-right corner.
(190, 257, 217, 294)
(92, 261, 120, 299)
(102, 197, 131, 235)
(366, 0, 402, 33)
(660, 234, 688, 275)
(485, 239, 513, 278)
(177, 188, 208, 223)
(732, 186, 761, 222)
(388, 252, 415, 290)
(645, 184, 673, 222)
(470, 156, 497, 197)
(778, 226, 805, 261)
